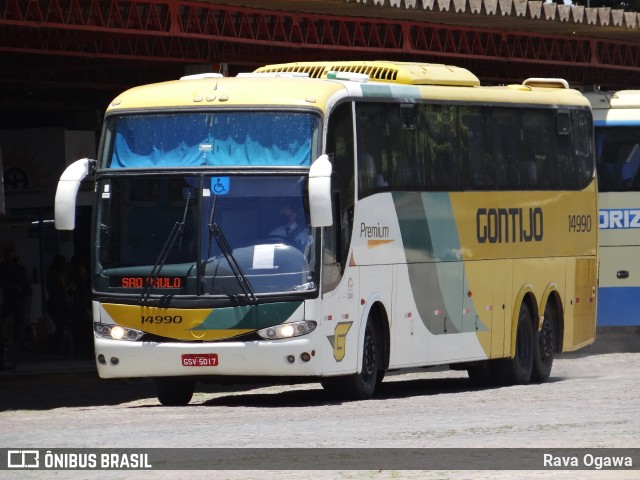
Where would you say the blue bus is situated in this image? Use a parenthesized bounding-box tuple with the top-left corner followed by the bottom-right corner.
(586, 90, 640, 326)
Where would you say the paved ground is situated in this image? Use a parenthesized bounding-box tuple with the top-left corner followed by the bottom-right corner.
(0, 327, 638, 480)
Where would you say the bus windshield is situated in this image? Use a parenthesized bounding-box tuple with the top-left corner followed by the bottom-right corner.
(595, 126, 640, 192)
(94, 174, 318, 298)
(102, 112, 320, 168)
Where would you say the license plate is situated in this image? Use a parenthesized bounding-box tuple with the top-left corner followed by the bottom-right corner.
(182, 353, 218, 367)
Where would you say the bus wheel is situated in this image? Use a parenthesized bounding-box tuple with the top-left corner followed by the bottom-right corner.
(155, 378, 195, 406)
(532, 302, 555, 383)
(494, 303, 534, 385)
(321, 318, 381, 400)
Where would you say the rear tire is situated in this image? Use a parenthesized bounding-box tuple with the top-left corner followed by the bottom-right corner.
(493, 302, 534, 385)
(532, 302, 556, 383)
(155, 378, 196, 406)
(321, 319, 381, 400)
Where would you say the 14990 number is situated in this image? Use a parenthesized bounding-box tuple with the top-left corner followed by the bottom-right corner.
(568, 214, 592, 233)
(141, 315, 183, 324)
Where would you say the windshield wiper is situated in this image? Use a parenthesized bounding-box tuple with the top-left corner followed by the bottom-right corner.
(206, 194, 256, 303)
(141, 189, 192, 303)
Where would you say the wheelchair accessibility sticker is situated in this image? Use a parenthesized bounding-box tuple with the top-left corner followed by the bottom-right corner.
(204, 177, 230, 196)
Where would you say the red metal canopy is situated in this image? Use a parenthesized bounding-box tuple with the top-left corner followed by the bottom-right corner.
(1, 0, 640, 128)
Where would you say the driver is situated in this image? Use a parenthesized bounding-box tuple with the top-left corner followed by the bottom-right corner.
(268, 202, 309, 248)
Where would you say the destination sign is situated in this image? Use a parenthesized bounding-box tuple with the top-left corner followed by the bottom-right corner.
(110, 277, 184, 289)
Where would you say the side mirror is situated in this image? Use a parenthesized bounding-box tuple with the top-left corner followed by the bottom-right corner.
(308, 154, 333, 227)
(54, 158, 95, 230)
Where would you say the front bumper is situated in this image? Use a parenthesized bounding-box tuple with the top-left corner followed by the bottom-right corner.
(94, 336, 323, 378)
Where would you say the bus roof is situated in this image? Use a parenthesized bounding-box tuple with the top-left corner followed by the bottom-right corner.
(585, 90, 640, 125)
(255, 60, 481, 87)
(106, 61, 590, 113)
(106, 75, 347, 112)
(585, 90, 640, 110)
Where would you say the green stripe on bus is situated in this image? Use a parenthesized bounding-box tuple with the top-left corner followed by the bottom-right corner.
(393, 192, 485, 335)
(190, 301, 303, 331)
(422, 192, 462, 262)
(392, 192, 462, 262)
(392, 192, 435, 262)
(361, 84, 421, 99)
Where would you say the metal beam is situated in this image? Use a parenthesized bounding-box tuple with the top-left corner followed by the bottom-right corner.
(1, 0, 639, 87)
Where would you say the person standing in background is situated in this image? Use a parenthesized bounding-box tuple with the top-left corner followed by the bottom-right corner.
(68, 256, 93, 357)
(45, 255, 70, 354)
(0, 247, 33, 349)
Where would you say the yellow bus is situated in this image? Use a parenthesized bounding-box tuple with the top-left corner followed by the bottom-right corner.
(55, 61, 597, 405)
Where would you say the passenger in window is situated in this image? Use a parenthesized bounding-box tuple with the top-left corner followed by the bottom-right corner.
(360, 153, 389, 195)
(521, 161, 538, 187)
(45, 255, 72, 355)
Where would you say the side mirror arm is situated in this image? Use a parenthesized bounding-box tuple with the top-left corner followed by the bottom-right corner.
(54, 158, 96, 230)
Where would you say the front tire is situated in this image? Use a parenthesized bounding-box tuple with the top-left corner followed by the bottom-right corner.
(494, 302, 534, 385)
(321, 319, 381, 400)
(155, 378, 196, 406)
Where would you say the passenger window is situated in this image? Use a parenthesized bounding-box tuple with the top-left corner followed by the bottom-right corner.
(323, 102, 355, 293)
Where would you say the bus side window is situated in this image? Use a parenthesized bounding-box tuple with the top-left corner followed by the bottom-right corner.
(427, 104, 462, 191)
(461, 107, 495, 190)
(321, 192, 342, 293)
(523, 109, 556, 189)
(493, 109, 523, 190)
(356, 102, 392, 197)
(323, 102, 355, 293)
(391, 104, 423, 191)
(557, 110, 574, 189)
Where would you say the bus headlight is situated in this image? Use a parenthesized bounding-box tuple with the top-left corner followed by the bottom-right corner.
(94, 323, 144, 341)
(257, 321, 317, 340)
